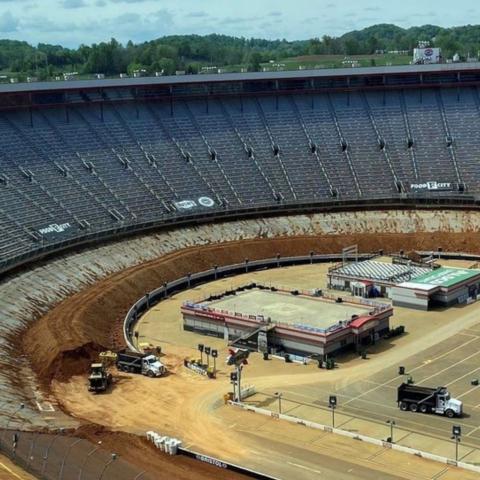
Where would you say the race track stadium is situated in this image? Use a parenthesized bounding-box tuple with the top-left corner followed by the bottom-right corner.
(3, 63, 480, 480)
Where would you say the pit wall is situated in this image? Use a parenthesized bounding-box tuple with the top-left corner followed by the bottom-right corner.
(3, 208, 480, 428)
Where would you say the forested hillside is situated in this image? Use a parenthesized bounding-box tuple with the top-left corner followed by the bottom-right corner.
(1, 23, 479, 80)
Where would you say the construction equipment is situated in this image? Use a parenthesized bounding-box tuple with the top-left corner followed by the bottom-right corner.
(397, 383, 462, 417)
(88, 363, 112, 393)
(116, 349, 166, 377)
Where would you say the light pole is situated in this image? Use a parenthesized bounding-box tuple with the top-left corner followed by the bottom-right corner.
(451, 425, 461, 463)
(274, 392, 283, 414)
(204, 346, 211, 368)
(230, 372, 238, 401)
(78, 441, 102, 480)
(42, 428, 64, 476)
(211, 349, 218, 375)
(329, 395, 337, 428)
(98, 453, 117, 480)
(386, 419, 396, 443)
(237, 365, 243, 402)
(59, 438, 82, 479)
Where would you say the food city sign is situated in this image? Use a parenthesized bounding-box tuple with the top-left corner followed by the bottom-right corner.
(410, 181, 453, 191)
(38, 222, 72, 235)
(174, 196, 215, 210)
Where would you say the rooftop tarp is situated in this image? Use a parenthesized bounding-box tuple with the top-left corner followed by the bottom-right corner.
(410, 267, 480, 288)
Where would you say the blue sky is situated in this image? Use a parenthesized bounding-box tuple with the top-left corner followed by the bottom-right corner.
(0, 0, 478, 47)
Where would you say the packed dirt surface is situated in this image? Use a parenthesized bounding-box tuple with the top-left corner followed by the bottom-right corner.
(18, 210, 480, 479)
(74, 425, 250, 480)
(22, 230, 480, 386)
(50, 261, 480, 480)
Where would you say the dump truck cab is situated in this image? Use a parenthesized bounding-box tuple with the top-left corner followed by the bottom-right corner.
(141, 355, 164, 377)
(435, 388, 463, 417)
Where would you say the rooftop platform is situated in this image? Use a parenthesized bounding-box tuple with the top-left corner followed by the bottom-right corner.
(206, 289, 372, 330)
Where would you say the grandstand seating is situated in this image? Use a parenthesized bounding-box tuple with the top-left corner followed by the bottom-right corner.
(0, 87, 479, 266)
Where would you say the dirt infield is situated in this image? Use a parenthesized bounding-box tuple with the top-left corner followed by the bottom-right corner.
(21, 230, 480, 386)
(18, 225, 480, 479)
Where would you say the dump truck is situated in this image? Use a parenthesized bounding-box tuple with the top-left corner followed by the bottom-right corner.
(88, 363, 112, 393)
(397, 383, 462, 418)
(116, 349, 166, 377)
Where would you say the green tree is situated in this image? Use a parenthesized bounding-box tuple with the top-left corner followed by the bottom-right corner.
(247, 52, 262, 72)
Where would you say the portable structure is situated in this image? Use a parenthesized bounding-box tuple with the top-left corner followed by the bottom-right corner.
(182, 286, 392, 358)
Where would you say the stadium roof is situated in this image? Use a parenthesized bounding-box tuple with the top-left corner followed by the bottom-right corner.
(410, 267, 480, 288)
(1, 62, 480, 95)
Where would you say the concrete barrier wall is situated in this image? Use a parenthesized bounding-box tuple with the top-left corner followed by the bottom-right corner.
(229, 401, 480, 475)
(177, 446, 280, 480)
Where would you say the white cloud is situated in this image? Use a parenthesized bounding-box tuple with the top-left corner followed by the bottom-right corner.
(0, 11, 19, 32)
(62, 0, 87, 8)
(0, 0, 477, 47)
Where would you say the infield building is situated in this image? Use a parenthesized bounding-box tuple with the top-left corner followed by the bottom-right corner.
(329, 260, 480, 310)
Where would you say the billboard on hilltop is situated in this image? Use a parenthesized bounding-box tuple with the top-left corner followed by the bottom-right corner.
(413, 47, 441, 64)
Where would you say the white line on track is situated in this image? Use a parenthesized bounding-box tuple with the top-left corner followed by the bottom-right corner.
(342, 336, 480, 406)
(459, 332, 480, 338)
(466, 426, 480, 438)
(416, 350, 480, 385)
(456, 385, 480, 399)
(446, 366, 480, 387)
(274, 390, 477, 434)
(287, 461, 323, 475)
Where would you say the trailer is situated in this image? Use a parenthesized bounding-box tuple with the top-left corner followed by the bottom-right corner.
(397, 383, 462, 418)
(116, 349, 166, 377)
